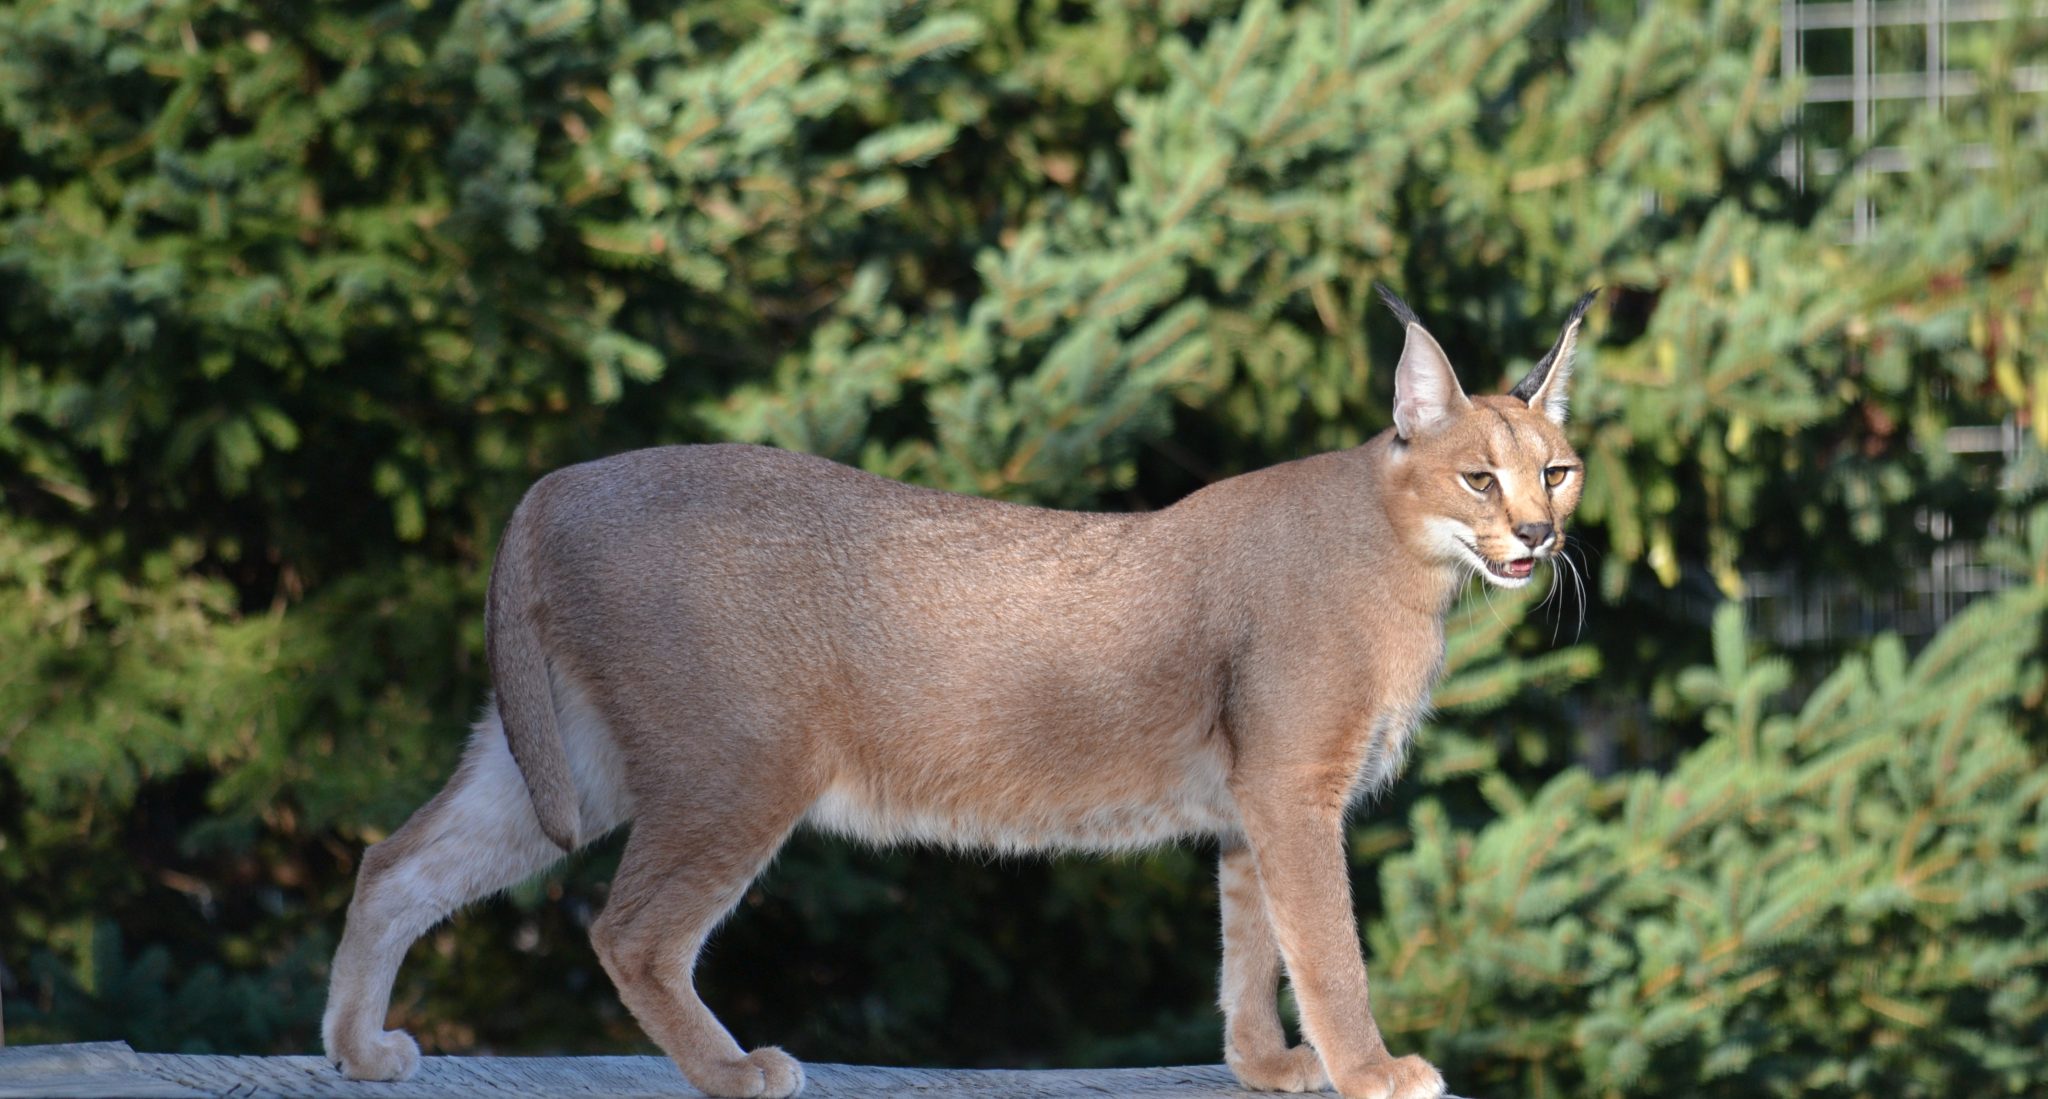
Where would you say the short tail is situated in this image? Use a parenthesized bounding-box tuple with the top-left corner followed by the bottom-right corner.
(487, 499, 582, 852)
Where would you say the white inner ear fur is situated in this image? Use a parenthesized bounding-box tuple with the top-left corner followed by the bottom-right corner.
(1393, 323, 1469, 438)
(1526, 318, 1582, 426)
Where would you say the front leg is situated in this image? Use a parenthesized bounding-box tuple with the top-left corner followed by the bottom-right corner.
(1237, 795, 1444, 1099)
(1219, 841, 1328, 1092)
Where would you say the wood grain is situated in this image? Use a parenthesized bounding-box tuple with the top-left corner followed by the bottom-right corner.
(0, 1043, 1313, 1099)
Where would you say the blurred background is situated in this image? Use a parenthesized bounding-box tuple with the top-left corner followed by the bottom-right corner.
(2, 0, 2045, 1095)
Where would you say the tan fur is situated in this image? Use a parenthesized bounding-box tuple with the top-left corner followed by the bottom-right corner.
(322, 291, 1592, 1099)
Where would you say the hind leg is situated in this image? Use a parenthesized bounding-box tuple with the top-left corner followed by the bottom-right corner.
(323, 709, 575, 1081)
(591, 774, 810, 1099)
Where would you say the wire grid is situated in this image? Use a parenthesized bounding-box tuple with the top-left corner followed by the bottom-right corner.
(1778, 0, 2047, 240)
(1742, 1, 2036, 647)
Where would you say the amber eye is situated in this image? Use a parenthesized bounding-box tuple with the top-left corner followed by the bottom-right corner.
(1544, 466, 1571, 488)
(1462, 471, 1495, 493)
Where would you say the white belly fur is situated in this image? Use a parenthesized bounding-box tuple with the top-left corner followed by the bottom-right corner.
(805, 746, 1235, 855)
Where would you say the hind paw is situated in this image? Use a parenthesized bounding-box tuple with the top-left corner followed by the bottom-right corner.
(1228, 1042, 1328, 1092)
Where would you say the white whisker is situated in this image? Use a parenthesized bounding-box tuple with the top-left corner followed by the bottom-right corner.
(1478, 562, 1508, 628)
(1562, 544, 1589, 643)
(1546, 558, 1564, 645)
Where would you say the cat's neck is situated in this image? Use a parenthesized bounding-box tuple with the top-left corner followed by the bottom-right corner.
(1160, 439, 1468, 631)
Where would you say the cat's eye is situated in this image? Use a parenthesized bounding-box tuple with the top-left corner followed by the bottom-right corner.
(1544, 466, 1571, 488)
(1461, 471, 1495, 493)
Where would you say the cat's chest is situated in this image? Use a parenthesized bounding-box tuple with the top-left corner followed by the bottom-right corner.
(1345, 697, 1429, 804)
(1343, 630, 1447, 802)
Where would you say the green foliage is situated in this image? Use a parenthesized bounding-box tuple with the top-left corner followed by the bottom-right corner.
(1, 0, 2045, 1088)
(1373, 587, 2048, 1098)
(10, 922, 326, 1053)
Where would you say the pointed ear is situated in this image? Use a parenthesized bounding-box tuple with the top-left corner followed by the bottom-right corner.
(1509, 289, 1598, 426)
(1376, 283, 1468, 439)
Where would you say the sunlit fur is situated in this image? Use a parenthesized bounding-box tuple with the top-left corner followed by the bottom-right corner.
(322, 290, 1591, 1099)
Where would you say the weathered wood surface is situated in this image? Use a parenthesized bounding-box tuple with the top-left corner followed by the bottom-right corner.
(2, 1042, 1438, 1099)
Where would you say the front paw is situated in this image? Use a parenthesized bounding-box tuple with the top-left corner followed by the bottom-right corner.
(1227, 1042, 1329, 1092)
(1329, 1053, 1443, 1099)
(328, 1027, 421, 1082)
(683, 1046, 806, 1099)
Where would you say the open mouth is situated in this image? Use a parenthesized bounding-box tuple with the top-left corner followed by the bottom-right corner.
(1457, 538, 1538, 582)
(1492, 558, 1536, 580)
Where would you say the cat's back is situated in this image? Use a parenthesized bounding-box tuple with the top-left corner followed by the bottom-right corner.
(512, 442, 1166, 615)
(518, 442, 1038, 559)
(525, 442, 945, 529)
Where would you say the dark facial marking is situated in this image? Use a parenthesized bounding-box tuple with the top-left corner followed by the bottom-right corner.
(1491, 407, 1522, 446)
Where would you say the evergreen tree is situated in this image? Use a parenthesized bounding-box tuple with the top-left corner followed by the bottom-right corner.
(1373, 575, 2048, 1098)
(3, 0, 2043, 1080)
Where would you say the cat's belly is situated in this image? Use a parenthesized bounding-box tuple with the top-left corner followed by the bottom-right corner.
(803, 745, 1235, 854)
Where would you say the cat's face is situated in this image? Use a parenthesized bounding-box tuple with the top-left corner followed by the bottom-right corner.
(1400, 396, 1582, 590)
(1375, 286, 1595, 590)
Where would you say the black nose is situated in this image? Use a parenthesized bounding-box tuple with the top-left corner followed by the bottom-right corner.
(1514, 521, 1554, 549)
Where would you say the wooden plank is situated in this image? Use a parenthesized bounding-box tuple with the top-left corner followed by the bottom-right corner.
(148, 1054, 1265, 1098)
(1, 1044, 1268, 1099)
(4, 1044, 1480, 1099)
(0, 1043, 209, 1099)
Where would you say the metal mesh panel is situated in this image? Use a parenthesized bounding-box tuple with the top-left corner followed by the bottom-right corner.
(1779, 0, 2047, 239)
(1742, 1, 2034, 647)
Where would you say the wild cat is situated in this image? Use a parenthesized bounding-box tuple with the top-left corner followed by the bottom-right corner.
(322, 286, 1594, 1099)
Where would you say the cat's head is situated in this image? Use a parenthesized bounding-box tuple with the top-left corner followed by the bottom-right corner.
(1374, 286, 1596, 590)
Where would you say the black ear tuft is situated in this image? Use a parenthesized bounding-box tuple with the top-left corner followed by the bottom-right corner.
(1373, 282, 1422, 329)
(1509, 288, 1600, 403)
(1563, 287, 1600, 327)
